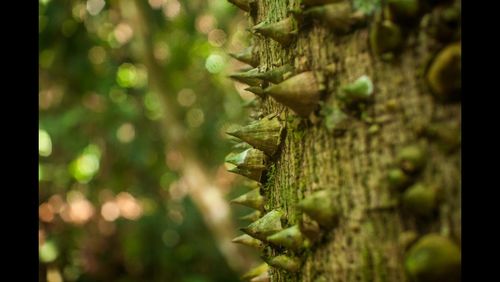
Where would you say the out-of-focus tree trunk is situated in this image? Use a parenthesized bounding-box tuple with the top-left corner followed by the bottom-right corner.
(230, 0, 461, 281)
(119, 0, 256, 273)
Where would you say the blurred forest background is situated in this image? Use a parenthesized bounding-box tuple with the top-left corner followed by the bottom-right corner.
(39, 0, 260, 281)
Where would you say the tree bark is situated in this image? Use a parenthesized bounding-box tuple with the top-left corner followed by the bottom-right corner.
(236, 0, 461, 281)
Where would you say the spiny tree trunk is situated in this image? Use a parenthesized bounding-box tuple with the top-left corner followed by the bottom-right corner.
(227, 0, 460, 281)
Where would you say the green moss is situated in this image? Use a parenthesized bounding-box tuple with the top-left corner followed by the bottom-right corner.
(264, 163, 277, 195)
(320, 103, 350, 134)
(353, 0, 382, 15)
(361, 246, 374, 281)
(372, 249, 388, 281)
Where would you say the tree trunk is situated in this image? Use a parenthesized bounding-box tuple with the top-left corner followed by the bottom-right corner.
(122, 0, 257, 273)
(229, 0, 461, 281)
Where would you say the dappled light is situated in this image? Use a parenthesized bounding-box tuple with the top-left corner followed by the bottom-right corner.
(40, 0, 258, 281)
(39, 129, 52, 157)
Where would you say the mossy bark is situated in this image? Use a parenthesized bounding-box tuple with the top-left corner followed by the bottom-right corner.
(246, 1, 461, 281)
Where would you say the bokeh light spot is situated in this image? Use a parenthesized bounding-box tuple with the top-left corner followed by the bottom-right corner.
(65, 191, 95, 224)
(166, 150, 184, 171)
(186, 108, 205, 128)
(72, 3, 86, 22)
(154, 42, 170, 63)
(116, 192, 143, 220)
(196, 14, 216, 34)
(39, 86, 64, 110)
(49, 194, 65, 213)
(88, 46, 106, 65)
(208, 29, 227, 47)
(144, 92, 164, 120)
(149, 0, 164, 9)
(168, 209, 184, 225)
(86, 0, 105, 16)
(116, 63, 148, 88)
(116, 123, 136, 143)
(205, 54, 225, 74)
(117, 63, 137, 88)
(82, 92, 107, 112)
(39, 203, 54, 222)
(101, 201, 120, 221)
(47, 267, 63, 282)
(40, 240, 59, 263)
(177, 89, 196, 107)
(114, 22, 134, 45)
(168, 181, 187, 201)
(69, 144, 101, 183)
(109, 88, 127, 103)
(162, 0, 181, 19)
(39, 129, 52, 157)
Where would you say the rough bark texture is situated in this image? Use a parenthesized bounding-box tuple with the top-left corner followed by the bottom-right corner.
(240, 0, 461, 281)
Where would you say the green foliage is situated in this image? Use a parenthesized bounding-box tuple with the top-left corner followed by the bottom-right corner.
(39, 0, 253, 281)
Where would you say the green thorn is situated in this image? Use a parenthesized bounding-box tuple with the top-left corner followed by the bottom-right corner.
(252, 17, 297, 46)
(399, 231, 418, 251)
(249, 272, 270, 282)
(230, 188, 264, 210)
(422, 122, 461, 153)
(426, 42, 461, 101)
(241, 209, 284, 241)
(302, 2, 354, 34)
(386, 0, 420, 24)
(298, 190, 339, 228)
(245, 86, 266, 98)
(241, 263, 269, 281)
(397, 144, 427, 174)
(226, 114, 284, 156)
(232, 141, 253, 152)
(229, 68, 262, 87)
(370, 18, 403, 57)
(227, 0, 252, 12)
(229, 45, 259, 67)
(232, 234, 264, 250)
(225, 148, 267, 171)
(266, 225, 307, 251)
(387, 168, 411, 191)
(402, 183, 438, 217)
(405, 234, 461, 282)
(239, 210, 262, 221)
(264, 71, 324, 118)
(228, 166, 262, 182)
(264, 255, 300, 273)
(253, 64, 295, 84)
